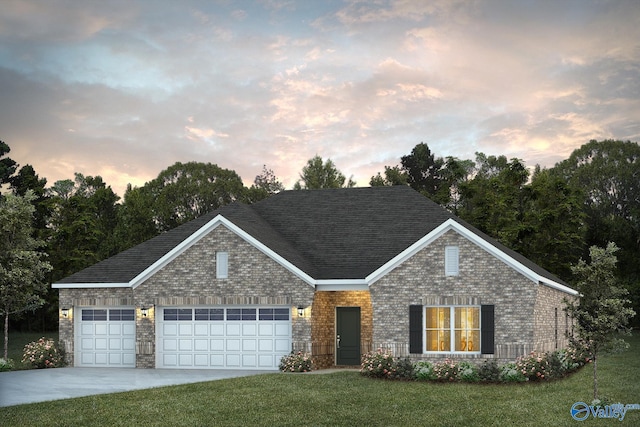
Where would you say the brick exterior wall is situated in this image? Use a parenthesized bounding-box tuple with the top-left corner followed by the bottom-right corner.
(533, 283, 575, 353)
(369, 229, 564, 363)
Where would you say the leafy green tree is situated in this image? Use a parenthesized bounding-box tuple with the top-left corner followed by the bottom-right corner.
(293, 155, 355, 189)
(9, 164, 50, 237)
(0, 141, 17, 189)
(245, 165, 285, 203)
(400, 143, 447, 203)
(114, 184, 157, 251)
(46, 174, 120, 281)
(552, 140, 640, 324)
(519, 167, 586, 279)
(144, 162, 246, 231)
(0, 191, 52, 359)
(441, 156, 475, 214)
(457, 154, 530, 250)
(370, 166, 408, 187)
(564, 243, 635, 401)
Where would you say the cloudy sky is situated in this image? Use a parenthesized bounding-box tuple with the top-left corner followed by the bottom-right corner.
(1, 0, 639, 196)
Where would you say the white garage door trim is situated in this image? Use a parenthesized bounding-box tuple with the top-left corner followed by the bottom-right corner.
(156, 306, 291, 370)
(75, 307, 136, 367)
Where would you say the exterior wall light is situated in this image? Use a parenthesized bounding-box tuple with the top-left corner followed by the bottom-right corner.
(61, 307, 70, 318)
(297, 306, 305, 317)
(141, 307, 149, 317)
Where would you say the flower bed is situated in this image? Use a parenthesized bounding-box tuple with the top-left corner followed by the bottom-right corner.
(360, 340, 590, 384)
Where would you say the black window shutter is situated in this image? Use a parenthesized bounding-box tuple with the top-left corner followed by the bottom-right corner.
(409, 305, 423, 354)
(481, 305, 495, 354)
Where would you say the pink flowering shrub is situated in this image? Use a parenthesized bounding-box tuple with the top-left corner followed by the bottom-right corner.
(431, 359, 460, 382)
(360, 348, 395, 378)
(22, 337, 66, 369)
(279, 351, 314, 372)
(515, 351, 550, 381)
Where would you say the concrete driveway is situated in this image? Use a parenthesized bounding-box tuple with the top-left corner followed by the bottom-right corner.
(0, 367, 273, 407)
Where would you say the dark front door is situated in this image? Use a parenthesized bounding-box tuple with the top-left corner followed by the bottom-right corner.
(336, 307, 361, 365)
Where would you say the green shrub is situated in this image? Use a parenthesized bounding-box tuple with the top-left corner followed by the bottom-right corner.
(389, 356, 415, 380)
(21, 337, 66, 369)
(279, 351, 314, 372)
(0, 357, 15, 372)
(478, 359, 501, 382)
(414, 361, 436, 381)
(500, 362, 527, 382)
(457, 361, 480, 382)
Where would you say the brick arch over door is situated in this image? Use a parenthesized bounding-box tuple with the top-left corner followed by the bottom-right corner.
(311, 291, 373, 369)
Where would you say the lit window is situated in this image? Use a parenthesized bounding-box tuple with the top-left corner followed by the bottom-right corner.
(426, 307, 480, 352)
(216, 251, 228, 279)
(445, 246, 459, 276)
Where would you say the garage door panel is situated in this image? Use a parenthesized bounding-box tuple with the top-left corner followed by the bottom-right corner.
(163, 324, 178, 336)
(242, 324, 256, 336)
(259, 324, 273, 335)
(76, 308, 136, 368)
(158, 307, 291, 370)
(210, 354, 224, 367)
(194, 354, 208, 366)
(259, 354, 274, 367)
(123, 338, 135, 351)
(275, 324, 289, 336)
(81, 338, 94, 350)
(275, 339, 290, 352)
(95, 338, 108, 350)
(227, 339, 240, 351)
(194, 324, 208, 335)
(163, 354, 177, 367)
(226, 324, 240, 336)
(258, 339, 273, 351)
(242, 354, 256, 367)
(179, 354, 192, 366)
(242, 339, 256, 351)
(226, 354, 240, 367)
(109, 338, 122, 350)
(178, 324, 192, 335)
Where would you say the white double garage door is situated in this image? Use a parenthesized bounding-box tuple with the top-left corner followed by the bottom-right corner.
(76, 306, 291, 370)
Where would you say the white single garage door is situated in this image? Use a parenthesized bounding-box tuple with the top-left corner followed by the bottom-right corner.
(157, 307, 291, 369)
(76, 308, 136, 367)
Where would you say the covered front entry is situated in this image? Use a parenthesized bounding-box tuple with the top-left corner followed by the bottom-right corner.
(311, 291, 373, 368)
(336, 307, 361, 365)
(156, 306, 291, 369)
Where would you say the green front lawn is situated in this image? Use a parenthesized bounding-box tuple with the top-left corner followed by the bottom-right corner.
(2, 333, 639, 426)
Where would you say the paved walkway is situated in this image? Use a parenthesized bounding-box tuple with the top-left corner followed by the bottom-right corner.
(0, 367, 273, 407)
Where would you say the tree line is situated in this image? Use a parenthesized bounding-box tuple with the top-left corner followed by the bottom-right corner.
(1, 139, 639, 332)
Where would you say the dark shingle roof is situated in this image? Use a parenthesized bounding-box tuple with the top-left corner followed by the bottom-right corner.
(55, 186, 566, 286)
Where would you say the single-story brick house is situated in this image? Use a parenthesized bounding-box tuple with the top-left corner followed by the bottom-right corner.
(54, 186, 578, 369)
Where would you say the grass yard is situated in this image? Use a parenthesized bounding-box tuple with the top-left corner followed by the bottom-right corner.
(1, 333, 639, 426)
